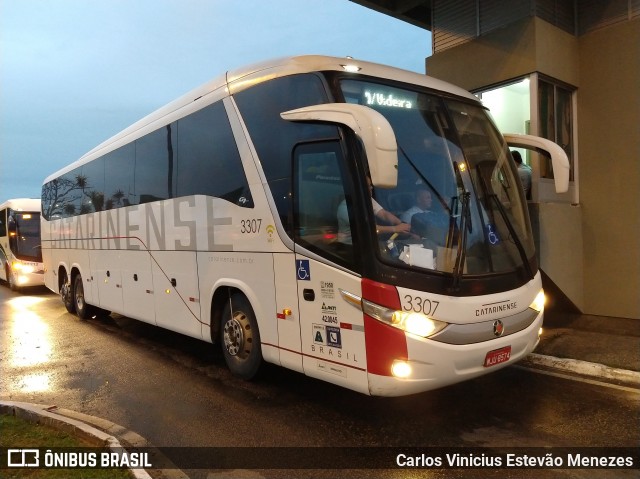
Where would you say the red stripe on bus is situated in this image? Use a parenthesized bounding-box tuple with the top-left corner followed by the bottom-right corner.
(361, 278, 401, 310)
(363, 315, 407, 377)
(361, 278, 406, 377)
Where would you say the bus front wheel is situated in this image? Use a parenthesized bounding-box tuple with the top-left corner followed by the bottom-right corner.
(220, 293, 262, 380)
(6, 266, 18, 292)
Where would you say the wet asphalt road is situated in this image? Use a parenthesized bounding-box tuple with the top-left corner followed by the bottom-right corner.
(1, 285, 638, 478)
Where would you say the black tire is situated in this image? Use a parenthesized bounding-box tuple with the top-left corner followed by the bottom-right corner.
(60, 272, 75, 314)
(220, 293, 262, 379)
(73, 273, 93, 320)
(6, 266, 19, 292)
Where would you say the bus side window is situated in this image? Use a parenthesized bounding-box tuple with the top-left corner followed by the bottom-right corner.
(177, 102, 253, 207)
(293, 141, 354, 268)
(57, 169, 84, 218)
(0, 209, 6, 236)
(104, 143, 136, 210)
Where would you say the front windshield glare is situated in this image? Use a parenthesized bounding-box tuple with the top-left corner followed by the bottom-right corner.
(9, 212, 42, 262)
(340, 79, 534, 275)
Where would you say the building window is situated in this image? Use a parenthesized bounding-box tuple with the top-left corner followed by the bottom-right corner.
(476, 77, 532, 168)
(475, 74, 576, 203)
(538, 78, 574, 182)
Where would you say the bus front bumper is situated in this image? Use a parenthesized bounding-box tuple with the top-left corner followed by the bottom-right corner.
(367, 310, 543, 397)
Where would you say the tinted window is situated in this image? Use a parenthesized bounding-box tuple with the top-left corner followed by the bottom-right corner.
(0, 209, 6, 236)
(10, 210, 42, 261)
(136, 124, 177, 204)
(55, 168, 84, 218)
(294, 141, 355, 268)
(79, 157, 105, 213)
(233, 74, 336, 182)
(42, 180, 60, 220)
(104, 143, 135, 209)
(42, 170, 83, 219)
(177, 102, 252, 206)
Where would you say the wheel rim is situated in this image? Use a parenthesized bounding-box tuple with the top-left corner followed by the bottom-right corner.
(61, 281, 70, 302)
(223, 310, 253, 359)
(75, 280, 84, 311)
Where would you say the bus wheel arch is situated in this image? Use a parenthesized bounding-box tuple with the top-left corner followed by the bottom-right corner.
(212, 287, 263, 380)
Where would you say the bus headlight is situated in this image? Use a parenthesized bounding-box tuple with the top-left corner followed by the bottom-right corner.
(362, 299, 447, 338)
(12, 262, 34, 274)
(391, 360, 412, 378)
(391, 311, 446, 337)
(529, 290, 546, 313)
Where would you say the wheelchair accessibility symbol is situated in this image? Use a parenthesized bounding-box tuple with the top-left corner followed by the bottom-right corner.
(486, 224, 500, 245)
(296, 259, 311, 280)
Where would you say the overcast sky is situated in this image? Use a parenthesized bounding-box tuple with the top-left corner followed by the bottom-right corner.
(0, 0, 431, 202)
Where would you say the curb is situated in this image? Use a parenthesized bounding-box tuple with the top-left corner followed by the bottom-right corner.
(1, 401, 155, 479)
(520, 353, 640, 388)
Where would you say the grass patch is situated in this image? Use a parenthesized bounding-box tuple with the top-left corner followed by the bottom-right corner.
(1, 414, 131, 478)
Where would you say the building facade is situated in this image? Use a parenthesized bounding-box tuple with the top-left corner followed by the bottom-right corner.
(353, 0, 639, 319)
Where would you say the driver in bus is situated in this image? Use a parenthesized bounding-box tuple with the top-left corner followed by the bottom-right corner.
(337, 176, 411, 245)
(400, 186, 433, 224)
(400, 186, 449, 245)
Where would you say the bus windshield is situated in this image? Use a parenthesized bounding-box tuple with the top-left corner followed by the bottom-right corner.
(339, 79, 534, 276)
(8, 211, 42, 262)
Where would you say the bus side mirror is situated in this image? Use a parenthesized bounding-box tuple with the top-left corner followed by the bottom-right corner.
(281, 103, 398, 188)
(503, 133, 570, 193)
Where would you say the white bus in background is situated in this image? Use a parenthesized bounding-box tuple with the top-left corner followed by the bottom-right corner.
(0, 198, 45, 290)
(41, 56, 568, 396)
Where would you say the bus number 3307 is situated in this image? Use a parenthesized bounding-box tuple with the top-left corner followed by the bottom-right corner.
(403, 295, 440, 316)
(240, 218, 262, 234)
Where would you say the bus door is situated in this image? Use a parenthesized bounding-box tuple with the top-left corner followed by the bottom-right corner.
(291, 141, 370, 394)
(272, 252, 303, 373)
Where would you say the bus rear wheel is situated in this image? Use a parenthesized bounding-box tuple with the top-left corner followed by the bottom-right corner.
(220, 293, 262, 379)
(60, 272, 75, 314)
(73, 273, 94, 320)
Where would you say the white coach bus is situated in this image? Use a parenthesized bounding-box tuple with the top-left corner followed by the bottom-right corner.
(0, 198, 45, 290)
(41, 56, 569, 396)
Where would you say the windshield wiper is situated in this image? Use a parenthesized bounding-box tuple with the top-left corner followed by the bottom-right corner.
(449, 192, 471, 292)
(488, 194, 534, 280)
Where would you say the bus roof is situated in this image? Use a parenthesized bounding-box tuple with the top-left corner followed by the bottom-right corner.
(225, 55, 477, 100)
(44, 55, 479, 183)
(0, 198, 41, 212)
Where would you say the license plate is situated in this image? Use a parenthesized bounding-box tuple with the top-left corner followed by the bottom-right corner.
(484, 346, 511, 367)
